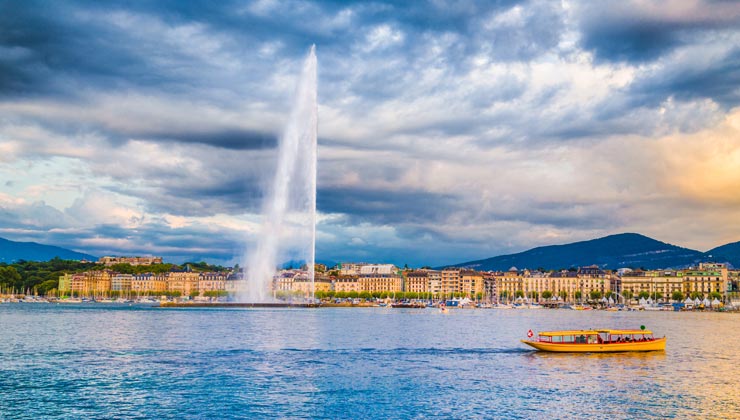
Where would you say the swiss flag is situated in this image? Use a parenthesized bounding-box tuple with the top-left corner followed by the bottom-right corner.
(527, 329, 534, 338)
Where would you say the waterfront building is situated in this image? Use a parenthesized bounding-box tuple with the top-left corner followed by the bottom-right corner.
(70, 273, 85, 295)
(292, 274, 332, 296)
(405, 271, 429, 294)
(495, 266, 612, 303)
(224, 278, 241, 295)
(167, 272, 200, 296)
(272, 269, 330, 296)
(273, 271, 299, 292)
(98, 256, 163, 266)
(440, 268, 461, 296)
(483, 272, 498, 303)
(71, 271, 112, 296)
(460, 270, 484, 298)
(576, 265, 612, 299)
(683, 263, 728, 297)
(496, 268, 527, 301)
(620, 270, 684, 300)
(333, 276, 360, 293)
(58, 273, 72, 293)
(358, 264, 402, 293)
(339, 263, 366, 276)
(730, 270, 740, 292)
(619, 263, 728, 300)
(198, 273, 227, 294)
(132, 274, 168, 295)
(428, 270, 442, 296)
(111, 274, 133, 292)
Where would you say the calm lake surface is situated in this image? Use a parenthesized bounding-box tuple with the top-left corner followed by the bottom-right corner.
(1, 304, 738, 419)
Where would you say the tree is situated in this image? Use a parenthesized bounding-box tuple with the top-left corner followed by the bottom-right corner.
(527, 291, 539, 300)
(558, 290, 568, 300)
(638, 291, 650, 299)
(499, 290, 509, 299)
(0, 266, 22, 290)
(589, 290, 603, 300)
(359, 291, 372, 300)
(515, 290, 524, 298)
(574, 291, 582, 300)
(672, 291, 685, 301)
(709, 291, 722, 300)
(541, 290, 553, 300)
(621, 290, 634, 300)
(690, 291, 703, 300)
(37, 279, 59, 296)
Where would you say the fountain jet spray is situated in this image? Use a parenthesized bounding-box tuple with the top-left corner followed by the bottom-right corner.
(240, 46, 317, 302)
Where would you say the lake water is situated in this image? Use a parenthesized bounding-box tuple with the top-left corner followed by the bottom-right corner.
(1, 304, 738, 419)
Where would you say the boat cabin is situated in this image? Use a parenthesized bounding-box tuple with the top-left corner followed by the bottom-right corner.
(535, 330, 656, 344)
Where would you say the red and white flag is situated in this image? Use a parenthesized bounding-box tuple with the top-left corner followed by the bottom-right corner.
(527, 329, 534, 338)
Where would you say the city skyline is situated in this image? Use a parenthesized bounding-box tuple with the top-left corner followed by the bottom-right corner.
(1, 1, 740, 267)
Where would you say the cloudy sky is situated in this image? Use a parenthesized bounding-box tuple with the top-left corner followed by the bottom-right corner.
(1, 0, 739, 267)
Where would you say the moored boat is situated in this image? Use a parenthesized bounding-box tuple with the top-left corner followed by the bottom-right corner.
(521, 328, 666, 352)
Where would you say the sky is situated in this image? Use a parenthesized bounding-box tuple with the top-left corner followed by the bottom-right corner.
(1, 0, 740, 267)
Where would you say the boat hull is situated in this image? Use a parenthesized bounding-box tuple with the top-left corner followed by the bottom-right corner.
(521, 337, 666, 352)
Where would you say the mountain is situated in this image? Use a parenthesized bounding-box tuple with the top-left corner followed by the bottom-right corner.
(0, 237, 97, 263)
(706, 241, 740, 268)
(449, 233, 706, 271)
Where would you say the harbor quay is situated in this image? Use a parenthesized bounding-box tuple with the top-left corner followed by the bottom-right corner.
(2, 258, 739, 310)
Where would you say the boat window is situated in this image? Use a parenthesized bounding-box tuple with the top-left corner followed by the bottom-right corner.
(587, 335, 597, 344)
(552, 336, 562, 343)
(598, 333, 609, 343)
(563, 335, 574, 343)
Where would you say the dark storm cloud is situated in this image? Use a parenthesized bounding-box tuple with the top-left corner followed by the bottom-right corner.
(45, 222, 241, 264)
(119, 179, 264, 218)
(150, 129, 277, 150)
(577, 1, 740, 63)
(629, 47, 740, 108)
(318, 185, 621, 233)
(0, 0, 324, 101)
(318, 187, 459, 225)
(0, 1, 159, 98)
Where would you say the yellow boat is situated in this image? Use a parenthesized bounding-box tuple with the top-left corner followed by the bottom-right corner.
(521, 329, 666, 352)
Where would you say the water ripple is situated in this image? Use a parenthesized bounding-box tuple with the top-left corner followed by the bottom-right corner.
(1, 305, 738, 419)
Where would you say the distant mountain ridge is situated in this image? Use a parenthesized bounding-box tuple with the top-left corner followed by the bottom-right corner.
(449, 233, 733, 271)
(706, 241, 740, 268)
(0, 237, 97, 263)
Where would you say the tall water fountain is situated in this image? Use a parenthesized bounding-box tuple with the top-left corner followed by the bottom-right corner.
(240, 45, 317, 302)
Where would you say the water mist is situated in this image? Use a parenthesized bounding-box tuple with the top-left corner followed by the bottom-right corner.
(239, 46, 317, 302)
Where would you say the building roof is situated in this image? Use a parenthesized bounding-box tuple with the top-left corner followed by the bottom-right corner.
(359, 264, 398, 275)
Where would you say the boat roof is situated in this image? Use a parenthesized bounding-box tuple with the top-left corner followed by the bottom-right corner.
(538, 329, 653, 336)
